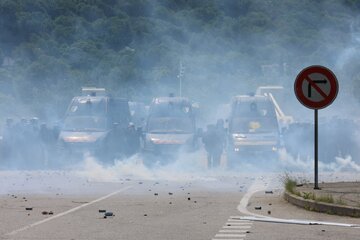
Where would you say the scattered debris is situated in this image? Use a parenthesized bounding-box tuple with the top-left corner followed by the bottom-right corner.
(25, 207, 33, 211)
(99, 209, 106, 213)
(254, 206, 262, 210)
(104, 212, 114, 217)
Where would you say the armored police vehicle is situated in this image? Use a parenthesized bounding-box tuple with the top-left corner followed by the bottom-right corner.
(227, 94, 281, 165)
(57, 87, 133, 164)
(143, 96, 200, 164)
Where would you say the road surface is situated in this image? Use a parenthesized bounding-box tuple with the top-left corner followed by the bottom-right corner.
(1, 167, 360, 240)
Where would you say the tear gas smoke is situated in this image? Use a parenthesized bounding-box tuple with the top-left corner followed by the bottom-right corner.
(279, 148, 360, 173)
(1, 1, 360, 185)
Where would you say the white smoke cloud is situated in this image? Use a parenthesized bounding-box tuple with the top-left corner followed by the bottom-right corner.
(278, 148, 360, 173)
(76, 150, 221, 182)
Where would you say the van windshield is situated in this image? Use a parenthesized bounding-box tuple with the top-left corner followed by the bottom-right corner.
(147, 117, 193, 133)
(67, 98, 107, 117)
(150, 102, 192, 118)
(230, 117, 278, 133)
(232, 101, 276, 118)
(230, 100, 278, 133)
(63, 116, 107, 131)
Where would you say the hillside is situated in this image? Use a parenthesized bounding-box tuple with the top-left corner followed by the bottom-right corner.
(0, 0, 359, 119)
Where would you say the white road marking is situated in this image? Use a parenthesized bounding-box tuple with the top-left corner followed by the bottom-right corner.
(237, 179, 267, 218)
(211, 177, 271, 240)
(226, 222, 252, 225)
(212, 239, 243, 240)
(5, 186, 132, 236)
(239, 216, 360, 228)
(235, 176, 360, 228)
(219, 230, 248, 233)
(223, 225, 251, 229)
(215, 233, 246, 238)
(227, 219, 251, 222)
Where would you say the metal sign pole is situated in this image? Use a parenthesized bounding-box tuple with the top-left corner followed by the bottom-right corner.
(295, 66, 338, 190)
(314, 109, 319, 190)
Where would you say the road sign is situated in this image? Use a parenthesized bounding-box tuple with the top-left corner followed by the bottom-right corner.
(294, 65, 338, 109)
(294, 65, 339, 190)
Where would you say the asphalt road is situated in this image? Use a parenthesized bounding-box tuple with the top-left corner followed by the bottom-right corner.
(1, 164, 360, 240)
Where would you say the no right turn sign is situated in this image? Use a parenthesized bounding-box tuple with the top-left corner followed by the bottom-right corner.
(294, 65, 338, 109)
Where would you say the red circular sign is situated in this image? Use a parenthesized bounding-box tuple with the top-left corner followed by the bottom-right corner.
(294, 65, 338, 109)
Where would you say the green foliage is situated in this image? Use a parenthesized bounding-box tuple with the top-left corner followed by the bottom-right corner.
(302, 192, 316, 200)
(316, 194, 335, 204)
(284, 174, 298, 194)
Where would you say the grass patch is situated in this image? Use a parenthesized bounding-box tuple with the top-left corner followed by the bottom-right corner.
(315, 194, 334, 204)
(284, 174, 298, 195)
(336, 198, 346, 205)
(302, 192, 316, 200)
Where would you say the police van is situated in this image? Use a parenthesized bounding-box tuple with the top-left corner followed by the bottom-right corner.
(143, 96, 201, 164)
(57, 87, 133, 163)
(227, 94, 281, 165)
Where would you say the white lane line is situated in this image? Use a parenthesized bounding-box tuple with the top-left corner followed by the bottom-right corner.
(215, 233, 246, 238)
(5, 186, 132, 236)
(235, 177, 360, 228)
(211, 178, 266, 240)
(227, 219, 251, 222)
(223, 225, 251, 229)
(226, 222, 253, 225)
(239, 216, 360, 228)
(237, 179, 267, 218)
(212, 239, 243, 240)
(219, 230, 248, 233)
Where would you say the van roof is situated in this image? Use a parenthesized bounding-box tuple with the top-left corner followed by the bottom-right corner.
(153, 97, 190, 104)
(81, 87, 107, 96)
(232, 95, 270, 102)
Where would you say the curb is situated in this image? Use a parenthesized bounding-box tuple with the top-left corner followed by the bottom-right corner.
(284, 191, 360, 217)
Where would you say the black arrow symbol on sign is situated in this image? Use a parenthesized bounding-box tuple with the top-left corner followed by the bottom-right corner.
(308, 80, 327, 98)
